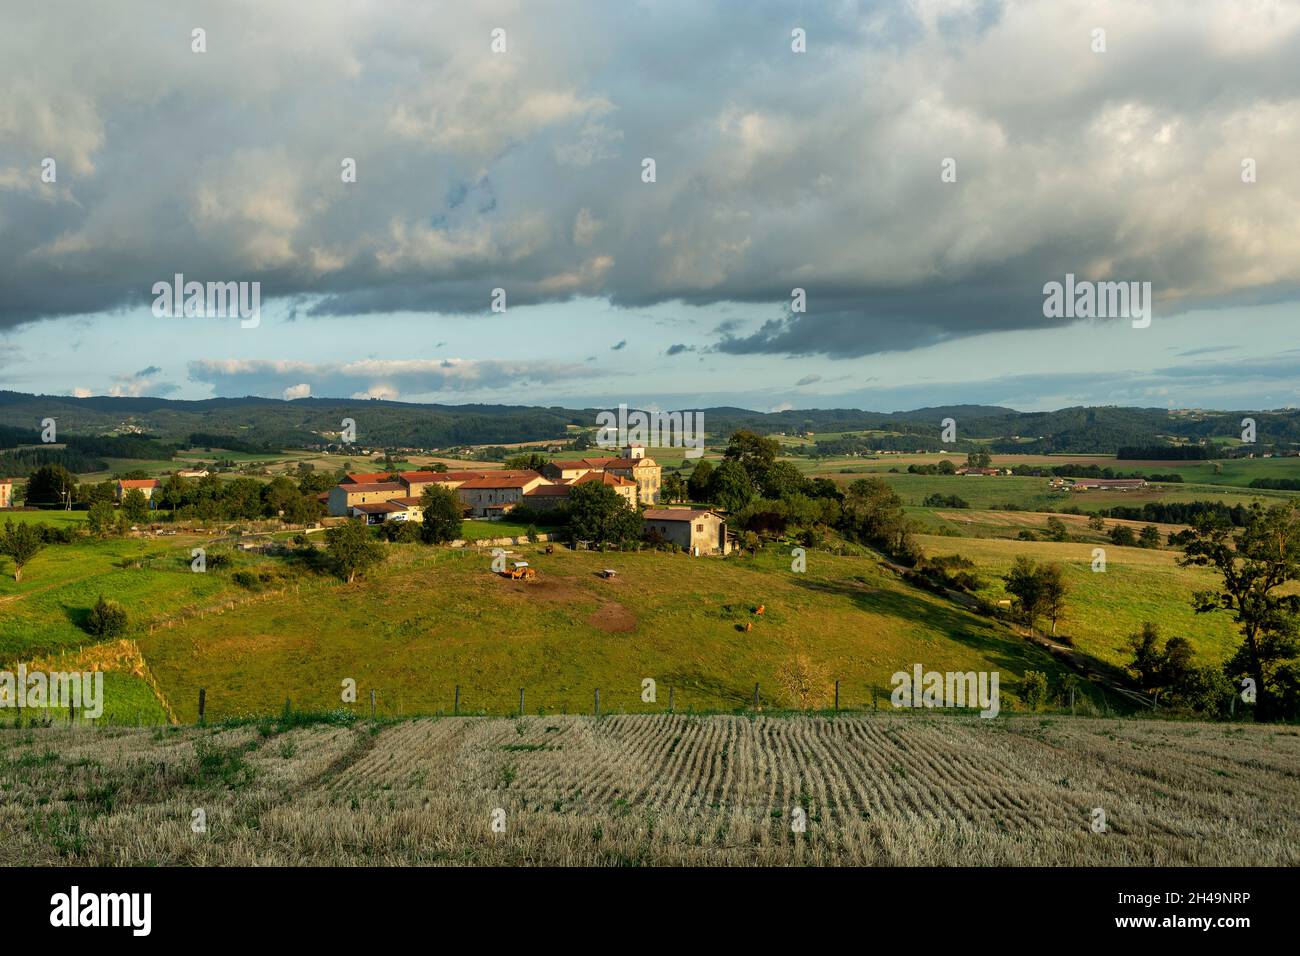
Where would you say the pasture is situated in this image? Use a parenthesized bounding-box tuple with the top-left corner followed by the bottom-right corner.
(134, 545, 1079, 722)
(2, 713, 1295, 866)
(912, 533, 1249, 669)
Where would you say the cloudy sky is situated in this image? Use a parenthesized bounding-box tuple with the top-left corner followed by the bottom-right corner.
(2, 0, 1299, 412)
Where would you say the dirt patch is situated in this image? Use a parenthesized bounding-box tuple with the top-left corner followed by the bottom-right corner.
(499, 574, 584, 603)
(587, 602, 637, 633)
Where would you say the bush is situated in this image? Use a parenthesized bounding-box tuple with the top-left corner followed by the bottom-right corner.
(1021, 671, 1049, 710)
(85, 595, 128, 638)
(231, 569, 261, 590)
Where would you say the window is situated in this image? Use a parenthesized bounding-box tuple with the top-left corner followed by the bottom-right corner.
(696, 523, 704, 532)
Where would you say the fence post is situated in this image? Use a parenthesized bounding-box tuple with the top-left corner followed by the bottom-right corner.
(594, 688, 600, 716)
(753, 683, 760, 709)
(519, 688, 525, 717)
(834, 680, 840, 712)
(872, 685, 878, 711)
(198, 688, 206, 724)
(454, 685, 460, 715)
(369, 689, 376, 719)
(668, 687, 674, 713)
(1069, 684, 1076, 715)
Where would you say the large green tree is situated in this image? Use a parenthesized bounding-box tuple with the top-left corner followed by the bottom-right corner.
(325, 520, 386, 584)
(564, 481, 641, 546)
(686, 460, 714, 501)
(419, 483, 464, 544)
(25, 464, 76, 507)
(1002, 557, 1068, 637)
(842, 477, 912, 555)
(1173, 502, 1300, 720)
(706, 460, 757, 514)
(122, 488, 150, 524)
(0, 519, 44, 582)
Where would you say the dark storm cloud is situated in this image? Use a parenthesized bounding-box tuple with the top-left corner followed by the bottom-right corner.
(3, 0, 1300, 359)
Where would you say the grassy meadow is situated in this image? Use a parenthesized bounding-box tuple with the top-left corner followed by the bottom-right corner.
(136, 545, 1078, 722)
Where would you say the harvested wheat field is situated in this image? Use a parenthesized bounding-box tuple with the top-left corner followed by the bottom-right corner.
(2, 714, 1297, 866)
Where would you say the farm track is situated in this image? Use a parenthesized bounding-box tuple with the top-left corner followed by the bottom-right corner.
(1, 714, 1297, 866)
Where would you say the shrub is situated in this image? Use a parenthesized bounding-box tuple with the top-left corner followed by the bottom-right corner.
(85, 595, 128, 638)
(1021, 671, 1049, 710)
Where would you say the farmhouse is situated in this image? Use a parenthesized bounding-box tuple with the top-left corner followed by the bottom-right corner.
(116, 478, 160, 502)
(456, 472, 550, 518)
(350, 498, 424, 524)
(0, 477, 11, 508)
(176, 468, 209, 478)
(542, 444, 662, 504)
(521, 471, 638, 511)
(327, 481, 406, 515)
(642, 508, 731, 555)
(1068, 478, 1148, 491)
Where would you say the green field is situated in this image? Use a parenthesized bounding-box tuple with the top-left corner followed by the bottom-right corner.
(1, 510, 87, 527)
(913, 534, 1247, 669)
(133, 545, 1080, 722)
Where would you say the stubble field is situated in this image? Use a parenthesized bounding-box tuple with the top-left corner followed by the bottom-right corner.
(2, 713, 1296, 866)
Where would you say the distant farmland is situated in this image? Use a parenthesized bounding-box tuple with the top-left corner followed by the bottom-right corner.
(3, 714, 1296, 866)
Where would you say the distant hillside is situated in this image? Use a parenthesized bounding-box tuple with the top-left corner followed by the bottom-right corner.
(0, 390, 1297, 455)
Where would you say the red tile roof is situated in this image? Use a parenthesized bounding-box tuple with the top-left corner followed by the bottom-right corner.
(343, 472, 394, 484)
(525, 484, 571, 497)
(573, 471, 636, 487)
(352, 501, 406, 514)
(604, 458, 655, 469)
(117, 479, 161, 489)
(548, 460, 595, 471)
(458, 473, 545, 490)
(339, 482, 405, 493)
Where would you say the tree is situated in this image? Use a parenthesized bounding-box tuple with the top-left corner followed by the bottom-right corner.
(0, 519, 45, 582)
(722, 430, 780, 485)
(160, 474, 187, 512)
(1004, 556, 1048, 635)
(1087, 512, 1106, 532)
(758, 460, 810, 499)
(85, 594, 128, 638)
(1045, 516, 1069, 542)
(686, 460, 714, 501)
(325, 521, 385, 584)
(25, 464, 76, 507)
(565, 481, 641, 546)
(775, 653, 831, 710)
(965, 448, 992, 469)
(419, 483, 464, 544)
(1173, 502, 1300, 720)
(1108, 524, 1136, 547)
(1037, 563, 1069, 636)
(660, 473, 688, 504)
(1021, 671, 1049, 710)
(842, 478, 912, 556)
(1126, 622, 1215, 709)
(122, 488, 150, 524)
(707, 460, 757, 514)
(86, 500, 120, 537)
(937, 459, 957, 475)
(261, 476, 302, 517)
(504, 452, 548, 472)
(1138, 524, 1161, 548)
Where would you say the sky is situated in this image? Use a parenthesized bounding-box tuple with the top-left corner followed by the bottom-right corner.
(2, 0, 1299, 413)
